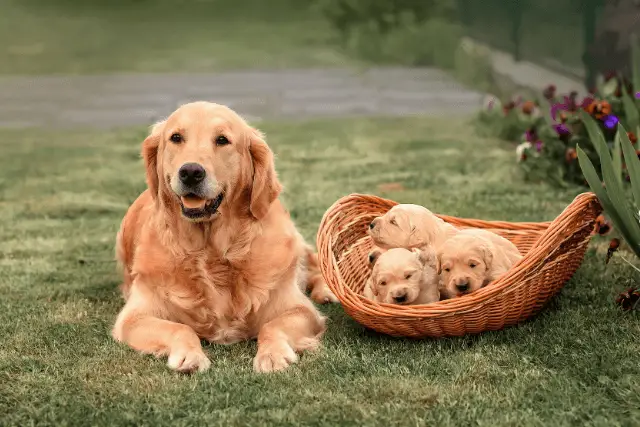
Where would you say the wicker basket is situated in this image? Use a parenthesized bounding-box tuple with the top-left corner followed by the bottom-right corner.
(317, 192, 602, 338)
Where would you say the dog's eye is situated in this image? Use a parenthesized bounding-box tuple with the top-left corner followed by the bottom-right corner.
(390, 219, 398, 226)
(470, 263, 477, 268)
(379, 281, 387, 287)
(405, 273, 412, 280)
(170, 133, 183, 144)
(216, 135, 230, 146)
(444, 268, 451, 272)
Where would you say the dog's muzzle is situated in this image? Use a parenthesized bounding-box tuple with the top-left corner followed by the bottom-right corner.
(174, 163, 224, 220)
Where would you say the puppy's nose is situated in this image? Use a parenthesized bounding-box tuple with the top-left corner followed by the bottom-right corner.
(456, 282, 469, 292)
(178, 163, 206, 187)
(393, 293, 407, 303)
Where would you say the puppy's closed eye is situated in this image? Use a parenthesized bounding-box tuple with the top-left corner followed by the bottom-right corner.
(390, 218, 398, 226)
(404, 273, 413, 279)
(469, 263, 477, 268)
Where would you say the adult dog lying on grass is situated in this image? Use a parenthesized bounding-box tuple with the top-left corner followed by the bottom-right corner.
(112, 101, 335, 373)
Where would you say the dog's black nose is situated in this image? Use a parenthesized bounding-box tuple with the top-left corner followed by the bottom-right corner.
(178, 163, 206, 187)
(394, 294, 407, 303)
(369, 221, 375, 230)
(456, 282, 469, 292)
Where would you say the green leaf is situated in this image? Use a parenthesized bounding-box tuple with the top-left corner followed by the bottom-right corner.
(632, 34, 640, 102)
(595, 74, 606, 98)
(618, 124, 640, 209)
(613, 129, 623, 187)
(580, 110, 607, 157)
(578, 146, 640, 257)
(601, 78, 619, 98)
(621, 89, 640, 132)
(596, 127, 640, 251)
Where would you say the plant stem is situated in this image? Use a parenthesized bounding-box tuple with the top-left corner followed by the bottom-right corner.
(618, 253, 640, 274)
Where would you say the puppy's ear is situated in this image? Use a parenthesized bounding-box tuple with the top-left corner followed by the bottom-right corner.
(408, 217, 416, 233)
(435, 253, 442, 275)
(480, 244, 494, 271)
(368, 249, 382, 269)
(248, 128, 282, 220)
(142, 121, 164, 200)
(412, 247, 436, 267)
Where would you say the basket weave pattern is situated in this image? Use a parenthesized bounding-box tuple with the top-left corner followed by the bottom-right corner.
(317, 193, 602, 338)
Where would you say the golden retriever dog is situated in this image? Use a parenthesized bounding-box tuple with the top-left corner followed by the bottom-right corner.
(368, 204, 458, 251)
(112, 101, 336, 374)
(437, 229, 522, 299)
(363, 247, 439, 305)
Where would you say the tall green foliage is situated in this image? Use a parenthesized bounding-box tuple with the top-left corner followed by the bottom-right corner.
(578, 116, 640, 258)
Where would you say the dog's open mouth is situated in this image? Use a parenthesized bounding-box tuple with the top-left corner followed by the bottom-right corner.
(179, 193, 224, 220)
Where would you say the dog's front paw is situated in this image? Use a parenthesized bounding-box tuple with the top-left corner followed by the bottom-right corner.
(253, 342, 298, 373)
(167, 347, 211, 373)
(310, 285, 339, 305)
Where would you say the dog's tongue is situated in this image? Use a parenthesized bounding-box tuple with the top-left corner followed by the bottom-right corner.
(181, 195, 207, 209)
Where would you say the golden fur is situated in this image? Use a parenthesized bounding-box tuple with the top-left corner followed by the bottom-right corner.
(437, 228, 522, 299)
(363, 247, 439, 305)
(368, 204, 458, 251)
(112, 102, 335, 373)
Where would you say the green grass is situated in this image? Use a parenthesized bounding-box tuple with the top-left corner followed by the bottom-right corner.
(0, 0, 355, 75)
(1, 116, 639, 426)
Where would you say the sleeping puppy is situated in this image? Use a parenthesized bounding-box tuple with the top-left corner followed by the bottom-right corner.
(437, 229, 522, 299)
(368, 204, 458, 251)
(363, 247, 439, 305)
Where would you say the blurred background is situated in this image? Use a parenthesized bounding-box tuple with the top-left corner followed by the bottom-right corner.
(1, 0, 638, 127)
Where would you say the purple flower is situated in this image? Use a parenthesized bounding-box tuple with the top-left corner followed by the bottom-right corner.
(534, 141, 544, 152)
(524, 128, 538, 142)
(554, 123, 570, 135)
(603, 115, 619, 129)
(636, 92, 640, 99)
(550, 95, 593, 121)
(553, 123, 572, 142)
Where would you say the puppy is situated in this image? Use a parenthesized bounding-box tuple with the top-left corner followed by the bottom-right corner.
(363, 247, 439, 305)
(437, 229, 522, 299)
(368, 204, 457, 251)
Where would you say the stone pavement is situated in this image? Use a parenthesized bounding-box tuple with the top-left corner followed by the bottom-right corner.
(0, 67, 484, 129)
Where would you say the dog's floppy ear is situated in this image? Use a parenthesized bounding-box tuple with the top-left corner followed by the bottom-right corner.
(248, 128, 282, 220)
(368, 249, 383, 269)
(435, 253, 442, 275)
(412, 247, 435, 267)
(479, 243, 494, 271)
(141, 121, 164, 200)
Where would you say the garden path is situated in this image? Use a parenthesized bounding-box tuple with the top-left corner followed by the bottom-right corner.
(0, 67, 484, 128)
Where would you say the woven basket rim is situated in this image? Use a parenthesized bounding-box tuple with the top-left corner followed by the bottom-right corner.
(317, 192, 601, 319)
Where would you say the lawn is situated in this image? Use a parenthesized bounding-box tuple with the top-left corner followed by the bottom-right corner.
(1, 115, 639, 426)
(0, 0, 355, 75)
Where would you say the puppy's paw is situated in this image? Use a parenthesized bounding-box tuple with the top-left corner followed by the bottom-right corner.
(167, 347, 211, 373)
(310, 285, 339, 305)
(253, 342, 298, 373)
